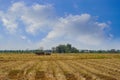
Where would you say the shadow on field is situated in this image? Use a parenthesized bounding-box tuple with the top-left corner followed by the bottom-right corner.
(64, 73, 77, 80)
(35, 71, 46, 80)
(95, 73, 117, 80)
(8, 70, 25, 80)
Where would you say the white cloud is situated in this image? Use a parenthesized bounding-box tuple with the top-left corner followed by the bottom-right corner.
(20, 35, 32, 43)
(0, 10, 18, 33)
(0, 2, 55, 34)
(0, 2, 118, 50)
(20, 35, 27, 40)
(1, 18, 18, 33)
(20, 4, 55, 34)
(0, 2, 56, 49)
(39, 14, 110, 49)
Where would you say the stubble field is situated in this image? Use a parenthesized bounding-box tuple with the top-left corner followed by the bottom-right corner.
(0, 53, 120, 80)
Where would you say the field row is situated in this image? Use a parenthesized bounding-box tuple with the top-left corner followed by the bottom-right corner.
(0, 59, 120, 80)
(1, 53, 120, 61)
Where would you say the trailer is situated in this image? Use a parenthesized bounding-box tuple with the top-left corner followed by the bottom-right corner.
(35, 50, 51, 55)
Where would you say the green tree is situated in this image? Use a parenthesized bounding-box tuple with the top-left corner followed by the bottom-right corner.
(53, 44, 79, 53)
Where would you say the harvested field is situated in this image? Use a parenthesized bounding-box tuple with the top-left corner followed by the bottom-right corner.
(0, 53, 120, 80)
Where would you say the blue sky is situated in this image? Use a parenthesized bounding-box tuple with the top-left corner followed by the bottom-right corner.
(0, 0, 120, 50)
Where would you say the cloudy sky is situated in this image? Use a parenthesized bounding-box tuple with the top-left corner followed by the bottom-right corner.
(0, 0, 120, 50)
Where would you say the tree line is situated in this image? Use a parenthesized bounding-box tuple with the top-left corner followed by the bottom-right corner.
(0, 44, 120, 53)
